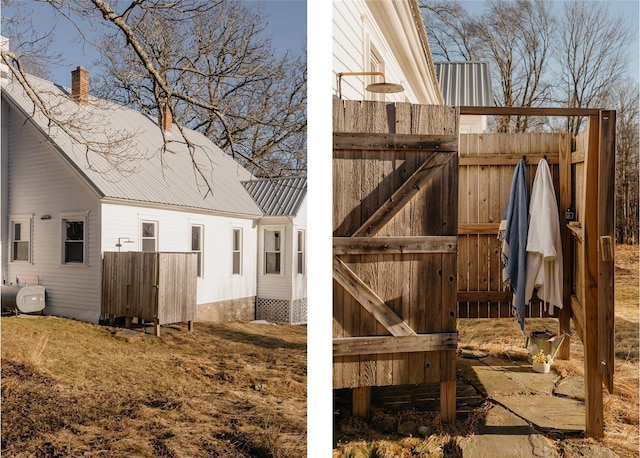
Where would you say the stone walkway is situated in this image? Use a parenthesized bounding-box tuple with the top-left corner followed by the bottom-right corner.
(457, 352, 619, 458)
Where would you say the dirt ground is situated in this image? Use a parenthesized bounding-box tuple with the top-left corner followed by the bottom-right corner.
(1, 319, 307, 457)
(333, 244, 639, 458)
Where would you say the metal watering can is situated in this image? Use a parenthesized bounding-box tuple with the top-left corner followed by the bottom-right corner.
(526, 330, 567, 362)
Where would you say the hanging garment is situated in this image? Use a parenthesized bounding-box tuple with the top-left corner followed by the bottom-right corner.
(524, 159, 564, 314)
(498, 159, 529, 332)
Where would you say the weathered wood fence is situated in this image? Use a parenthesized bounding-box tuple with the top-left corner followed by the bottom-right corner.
(102, 252, 197, 336)
(456, 106, 616, 439)
(333, 100, 460, 421)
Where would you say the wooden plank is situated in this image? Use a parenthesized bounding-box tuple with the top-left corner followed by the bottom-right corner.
(333, 256, 416, 337)
(597, 111, 615, 394)
(440, 381, 456, 422)
(457, 291, 512, 302)
(583, 114, 604, 438)
(353, 152, 455, 237)
(570, 295, 585, 343)
(352, 387, 371, 419)
(459, 153, 559, 166)
(333, 132, 458, 152)
(333, 236, 457, 255)
(459, 106, 601, 116)
(558, 134, 573, 360)
(333, 333, 458, 356)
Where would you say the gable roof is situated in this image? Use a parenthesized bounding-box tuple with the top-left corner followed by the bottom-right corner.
(434, 61, 493, 107)
(242, 176, 307, 216)
(1, 74, 263, 218)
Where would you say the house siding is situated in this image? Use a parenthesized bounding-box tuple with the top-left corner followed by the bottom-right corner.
(3, 103, 102, 322)
(333, 0, 442, 104)
(101, 203, 258, 308)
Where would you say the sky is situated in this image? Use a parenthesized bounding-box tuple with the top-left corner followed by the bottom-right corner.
(0, 0, 307, 87)
(460, 0, 640, 81)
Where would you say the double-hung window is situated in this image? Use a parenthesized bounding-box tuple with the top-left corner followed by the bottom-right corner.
(232, 228, 242, 275)
(264, 229, 281, 274)
(191, 225, 204, 277)
(297, 230, 305, 275)
(10, 217, 31, 262)
(63, 217, 85, 264)
(142, 221, 158, 252)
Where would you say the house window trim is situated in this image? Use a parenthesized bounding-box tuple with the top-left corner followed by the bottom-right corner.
(296, 229, 305, 275)
(60, 212, 88, 267)
(190, 224, 204, 278)
(141, 220, 158, 252)
(9, 215, 33, 264)
(263, 226, 285, 276)
(232, 227, 243, 276)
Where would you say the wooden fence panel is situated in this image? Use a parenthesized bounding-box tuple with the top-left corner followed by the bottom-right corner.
(456, 133, 571, 319)
(333, 100, 459, 421)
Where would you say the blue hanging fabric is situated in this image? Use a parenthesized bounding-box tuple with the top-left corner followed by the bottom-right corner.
(498, 159, 529, 333)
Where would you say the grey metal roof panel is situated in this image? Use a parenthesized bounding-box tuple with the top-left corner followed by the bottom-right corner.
(242, 176, 307, 216)
(2, 75, 263, 218)
(434, 61, 493, 107)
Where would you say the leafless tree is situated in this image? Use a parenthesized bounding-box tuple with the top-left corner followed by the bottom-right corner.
(607, 78, 639, 244)
(421, 0, 554, 132)
(555, 0, 632, 136)
(1, 0, 306, 194)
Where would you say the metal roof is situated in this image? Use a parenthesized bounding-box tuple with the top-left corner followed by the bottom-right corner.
(434, 61, 494, 107)
(242, 176, 307, 216)
(2, 75, 263, 218)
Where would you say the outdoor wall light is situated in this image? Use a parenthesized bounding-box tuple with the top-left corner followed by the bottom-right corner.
(337, 71, 405, 99)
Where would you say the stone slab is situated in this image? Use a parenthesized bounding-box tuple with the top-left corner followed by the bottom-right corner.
(561, 443, 621, 458)
(492, 394, 585, 433)
(459, 405, 560, 458)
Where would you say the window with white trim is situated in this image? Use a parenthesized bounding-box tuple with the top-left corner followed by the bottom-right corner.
(191, 224, 204, 277)
(297, 230, 305, 275)
(10, 218, 31, 262)
(264, 229, 281, 274)
(62, 217, 85, 264)
(232, 228, 242, 275)
(141, 221, 158, 252)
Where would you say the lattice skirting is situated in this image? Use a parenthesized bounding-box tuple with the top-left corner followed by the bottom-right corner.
(256, 297, 307, 324)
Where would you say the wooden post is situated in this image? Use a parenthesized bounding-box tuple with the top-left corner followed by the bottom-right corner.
(154, 318, 161, 337)
(440, 380, 456, 422)
(188, 320, 194, 332)
(558, 134, 573, 360)
(352, 386, 371, 420)
(125, 316, 132, 328)
(583, 114, 604, 438)
(597, 111, 615, 395)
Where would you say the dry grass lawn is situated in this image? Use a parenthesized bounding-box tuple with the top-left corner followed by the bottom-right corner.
(1, 319, 307, 457)
(334, 244, 639, 458)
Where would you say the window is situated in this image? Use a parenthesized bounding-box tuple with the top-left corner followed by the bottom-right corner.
(191, 225, 204, 277)
(232, 228, 242, 275)
(264, 230, 281, 274)
(369, 45, 384, 102)
(297, 230, 304, 275)
(10, 218, 31, 262)
(63, 218, 85, 263)
(142, 221, 157, 252)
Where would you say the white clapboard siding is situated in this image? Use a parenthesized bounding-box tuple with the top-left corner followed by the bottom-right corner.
(101, 203, 258, 305)
(5, 108, 102, 322)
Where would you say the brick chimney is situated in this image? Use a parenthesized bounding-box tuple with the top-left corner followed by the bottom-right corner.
(71, 66, 89, 106)
(159, 99, 172, 132)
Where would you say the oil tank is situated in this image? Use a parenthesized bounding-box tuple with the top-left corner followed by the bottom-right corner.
(1, 285, 46, 313)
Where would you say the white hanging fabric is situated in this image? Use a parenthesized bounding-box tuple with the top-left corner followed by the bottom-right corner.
(524, 159, 564, 314)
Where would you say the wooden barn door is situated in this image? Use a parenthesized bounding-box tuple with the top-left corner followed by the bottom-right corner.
(333, 100, 459, 420)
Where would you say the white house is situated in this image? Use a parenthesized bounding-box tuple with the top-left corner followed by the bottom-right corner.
(1, 65, 305, 324)
(242, 177, 307, 324)
(333, 0, 443, 104)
